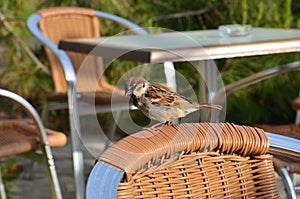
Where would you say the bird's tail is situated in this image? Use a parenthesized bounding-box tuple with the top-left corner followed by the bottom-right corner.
(198, 104, 223, 110)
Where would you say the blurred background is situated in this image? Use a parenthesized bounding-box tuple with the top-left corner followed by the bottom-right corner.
(1, 0, 299, 128)
(0, 0, 300, 197)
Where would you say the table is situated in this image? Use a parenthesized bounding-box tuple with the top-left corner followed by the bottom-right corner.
(59, 27, 300, 104)
(59, 28, 300, 62)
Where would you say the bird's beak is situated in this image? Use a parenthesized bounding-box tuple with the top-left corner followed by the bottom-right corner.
(125, 88, 132, 96)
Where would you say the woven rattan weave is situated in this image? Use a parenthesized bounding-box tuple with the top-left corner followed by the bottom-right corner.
(37, 7, 125, 100)
(99, 123, 279, 198)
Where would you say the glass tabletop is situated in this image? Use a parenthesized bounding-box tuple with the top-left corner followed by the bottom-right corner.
(59, 28, 300, 63)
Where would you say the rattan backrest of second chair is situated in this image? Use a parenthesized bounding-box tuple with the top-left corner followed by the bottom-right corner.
(37, 7, 105, 93)
(98, 123, 280, 198)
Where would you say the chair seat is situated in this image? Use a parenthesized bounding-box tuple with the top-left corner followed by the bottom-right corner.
(81, 91, 130, 105)
(47, 92, 68, 101)
(48, 91, 130, 106)
(45, 128, 67, 147)
(292, 96, 300, 110)
(0, 120, 67, 159)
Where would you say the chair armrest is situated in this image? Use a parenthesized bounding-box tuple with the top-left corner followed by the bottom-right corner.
(266, 132, 300, 154)
(93, 10, 147, 35)
(213, 61, 300, 104)
(99, 123, 269, 173)
(86, 161, 123, 199)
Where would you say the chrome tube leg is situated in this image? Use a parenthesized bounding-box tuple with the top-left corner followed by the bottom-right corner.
(295, 90, 300, 124)
(196, 60, 217, 104)
(68, 91, 85, 199)
(281, 167, 297, 199)
(203, 60, 217, 101)
(163, 61, 177, 92)
(42, 145, 63, 199)
(0, 169, 7, 199)
(72, 151, 85, 199)
(196, 60, 218, 122)
(41, 101, 49, 125)
(296, 110, 300, 124)
(164, 61, 179, 124)
(106, 111, 121, 148)
(69, 111, 85, 199)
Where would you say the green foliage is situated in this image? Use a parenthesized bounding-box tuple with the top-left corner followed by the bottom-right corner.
(0, 159, 22, 197)
(0, 159, 22, 180)
(0, 0, 51, 104)
(0, 63, 52, 100)
(214, 0, 300, 125)
(221, 54, 300, 124)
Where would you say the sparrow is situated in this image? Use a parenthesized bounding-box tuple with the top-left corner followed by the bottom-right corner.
(124, 77, 222, 124)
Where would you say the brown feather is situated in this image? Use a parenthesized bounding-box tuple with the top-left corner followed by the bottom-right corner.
(125, 76, 222, 123)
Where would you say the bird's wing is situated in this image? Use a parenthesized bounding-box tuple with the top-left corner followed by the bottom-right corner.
(144, 83, 221, 110)
(154, 83, 173, 91)
(145, 83, 193, 107)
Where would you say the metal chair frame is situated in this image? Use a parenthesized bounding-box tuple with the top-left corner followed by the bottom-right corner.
(0, 89, 62, 199)
(27, 7, 176, 199)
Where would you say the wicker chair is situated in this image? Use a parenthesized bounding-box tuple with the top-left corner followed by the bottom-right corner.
(85, 122, 296, 198)
(213, 61, 300, 199)
(27, 7, 176, 199)
(27, 7, 140, 121)
(0, 89, 66, 199)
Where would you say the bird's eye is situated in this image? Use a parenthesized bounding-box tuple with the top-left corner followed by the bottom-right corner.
(142, 84, 145, 88)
